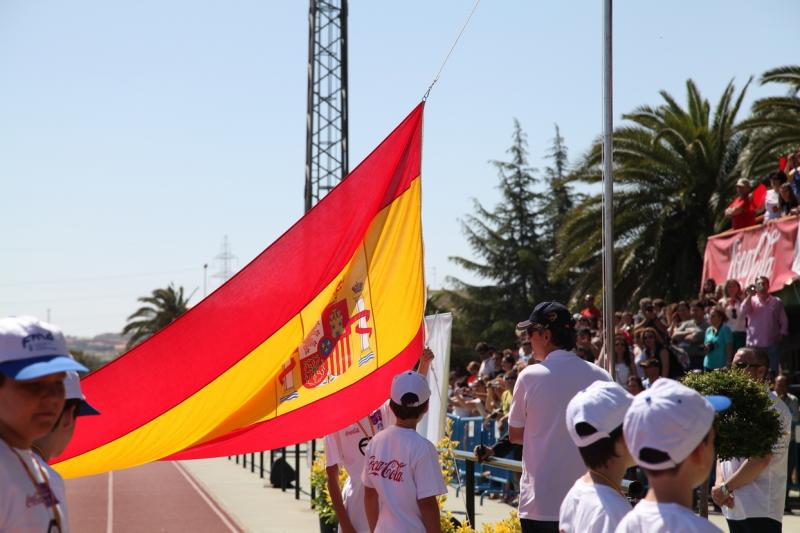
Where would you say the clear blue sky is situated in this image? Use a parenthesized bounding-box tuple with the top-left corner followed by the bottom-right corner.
(0, 1, 794, 337)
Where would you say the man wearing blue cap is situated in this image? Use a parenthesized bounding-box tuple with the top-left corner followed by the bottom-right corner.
(508, 301, 611, 533)
(0, 316, 88, 533)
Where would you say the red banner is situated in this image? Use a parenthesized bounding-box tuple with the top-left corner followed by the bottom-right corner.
(702, 216, 800, 292)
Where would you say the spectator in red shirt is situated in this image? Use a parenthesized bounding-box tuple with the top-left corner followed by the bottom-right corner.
(725, 178, 757, 229)
(579, 294, 601, 329)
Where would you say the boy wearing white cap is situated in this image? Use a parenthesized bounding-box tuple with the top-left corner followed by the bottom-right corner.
(33, 371, 100, 462)
(325, 349, 433, 533)
(361, 370, 446, 533)
(0, 316, 88, 533)
(559, 381, 635, 533)
(616, 378, 731, 533)
(31, 371, 100, 532)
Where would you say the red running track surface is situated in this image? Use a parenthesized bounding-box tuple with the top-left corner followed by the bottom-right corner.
(65, 462, 242, 532)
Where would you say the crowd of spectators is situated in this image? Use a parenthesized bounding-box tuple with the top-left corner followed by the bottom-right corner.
(725, 148, 800, 231)
(447, 282, 795, 513)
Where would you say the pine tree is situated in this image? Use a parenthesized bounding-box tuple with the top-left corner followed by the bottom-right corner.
(540, 125, 580, 303)
(445, 120, 550, 353)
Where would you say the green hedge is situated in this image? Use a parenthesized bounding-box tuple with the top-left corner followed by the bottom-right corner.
(682, 369, 782, 461)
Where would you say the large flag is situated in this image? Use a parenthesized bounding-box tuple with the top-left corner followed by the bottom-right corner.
(54, 104, 425, 478)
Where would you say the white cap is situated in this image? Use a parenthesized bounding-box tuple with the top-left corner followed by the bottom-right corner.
(64, 371, 100, 416)
(566, 381, 633, 447)
(390, 371, 430, 406)
(0, 316, 87, 380)
(624, 378, 730, 470)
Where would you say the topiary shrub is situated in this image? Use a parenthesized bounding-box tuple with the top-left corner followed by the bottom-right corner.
(682, 369, 782, 461)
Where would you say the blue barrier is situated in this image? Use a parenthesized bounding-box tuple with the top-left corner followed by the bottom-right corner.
(447, 414, 517, 503)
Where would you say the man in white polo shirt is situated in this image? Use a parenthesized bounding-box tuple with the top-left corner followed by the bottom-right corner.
(508, 301, 610, 533)
(712, 347, 792, 533)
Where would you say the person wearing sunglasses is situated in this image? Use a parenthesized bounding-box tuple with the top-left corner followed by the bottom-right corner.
(713, 348, 793, 533)
(508, 301, 610, 533)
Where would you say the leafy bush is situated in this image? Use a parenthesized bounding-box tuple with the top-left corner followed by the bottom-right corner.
(310, 452, 346, 527)
(682, 369, 782, 460)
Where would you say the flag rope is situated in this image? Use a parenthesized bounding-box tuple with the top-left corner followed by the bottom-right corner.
(422, 0, 482, 102)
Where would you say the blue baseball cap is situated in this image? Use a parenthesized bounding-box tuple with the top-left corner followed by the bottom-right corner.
(0, 316, 88, 380)
(517, 301, 574, 332)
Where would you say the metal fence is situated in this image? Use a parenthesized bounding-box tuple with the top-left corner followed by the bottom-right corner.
(228, 441, 316, 501)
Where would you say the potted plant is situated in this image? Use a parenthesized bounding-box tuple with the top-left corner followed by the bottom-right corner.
(310, 452, 345, 533)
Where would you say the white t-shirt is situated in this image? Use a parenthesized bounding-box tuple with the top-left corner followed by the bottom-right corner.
(508, 350, 611, 521)
(719, 390, 792, 522)
(558, 476, 631, 533)
(633, 347, 647, 379)
(0, 441, 69, 533)
(765, 189, 781, 221)
(720, 297, 746, 333)
(614, 363, 631, 387)
(361, 425, 446, 533)
(325, 403, 394, 533)
(615, 500, 721, 532)
(478, 358, 495, 379)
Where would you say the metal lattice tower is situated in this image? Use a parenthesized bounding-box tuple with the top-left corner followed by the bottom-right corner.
(212, 235, 238, 285)
(304, 0, 349, 213)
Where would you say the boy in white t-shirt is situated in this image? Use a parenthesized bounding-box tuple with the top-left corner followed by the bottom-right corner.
(361, 371, 446, 533)
(325, 349, 433, 532)
(559, 381, 635, 533)
(615, 378, 731, 533)
(0, 316, 88, 533)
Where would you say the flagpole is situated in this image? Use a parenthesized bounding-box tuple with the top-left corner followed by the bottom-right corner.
(602, 0, 615, 379)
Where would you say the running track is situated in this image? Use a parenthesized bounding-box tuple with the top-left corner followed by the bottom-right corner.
(65, 462, 243, 532)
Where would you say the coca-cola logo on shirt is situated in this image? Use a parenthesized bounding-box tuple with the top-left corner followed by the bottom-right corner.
(366, 456, 406, 482)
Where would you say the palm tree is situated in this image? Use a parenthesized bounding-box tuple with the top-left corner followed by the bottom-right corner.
(551, 79, 750, 306)
(739, 65, 800, 176)
(122, 284, 192, 348)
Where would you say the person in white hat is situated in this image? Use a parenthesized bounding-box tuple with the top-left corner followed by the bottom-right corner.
(616, 378, 731, 533)
(361, 370, 446, 533)
(33, 371, 100, 463)
(324, 348, 433, 533)
(29, 371, 100, 532)
(725, 178, 757, 230)
(558, 381, 635, 533)
(0, 316, 88, 533)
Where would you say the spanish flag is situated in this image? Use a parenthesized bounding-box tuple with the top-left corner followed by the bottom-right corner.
(54, 104, 425, 478)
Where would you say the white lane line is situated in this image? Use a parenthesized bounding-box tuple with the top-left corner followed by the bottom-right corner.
(106, 470, 113, 533)
(173, 462, 240, 533)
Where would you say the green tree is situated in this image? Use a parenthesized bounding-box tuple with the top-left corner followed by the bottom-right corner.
(739, 65, 800, 176)
(445, 120, 549, 352)
(540, 124, 579, 303)
(69, 349, 105, 372)
(122, 284, 191, 348)
(551, 79, 751, 306)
